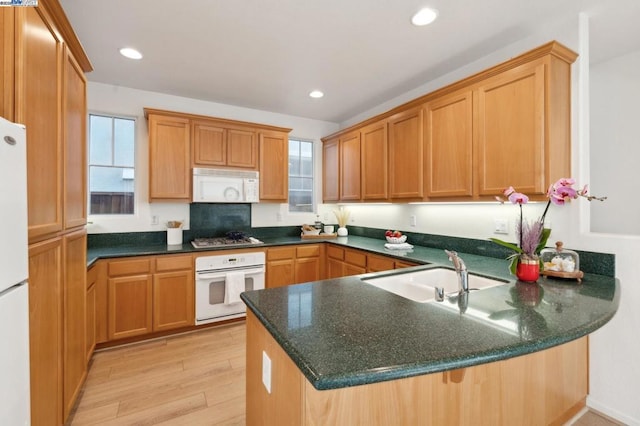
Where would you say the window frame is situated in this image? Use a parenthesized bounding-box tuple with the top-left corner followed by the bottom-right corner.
(87, 111, 138, 216)
(288, 137, 316, 214)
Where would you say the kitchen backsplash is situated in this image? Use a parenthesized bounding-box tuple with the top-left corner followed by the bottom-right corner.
(87, 212, 615, 277)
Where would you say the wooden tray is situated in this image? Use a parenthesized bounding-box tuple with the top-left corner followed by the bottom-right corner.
(301, 233, 338, 239)
(541, 269, 584, 282)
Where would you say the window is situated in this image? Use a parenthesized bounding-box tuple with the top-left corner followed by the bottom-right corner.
(288, 138, 315, 213)
(88, 113, 136, 215)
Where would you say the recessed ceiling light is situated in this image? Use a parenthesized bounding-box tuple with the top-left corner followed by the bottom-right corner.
(411, 8, 438, 26)
(119, 47, 143, 60)
(309, 90, 324, 99)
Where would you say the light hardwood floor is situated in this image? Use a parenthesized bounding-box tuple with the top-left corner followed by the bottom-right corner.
(69, 321, 622, 426)
(68, 322, 246, 425)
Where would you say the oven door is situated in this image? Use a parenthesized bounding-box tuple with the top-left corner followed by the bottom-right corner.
(195, 267, 265, 325)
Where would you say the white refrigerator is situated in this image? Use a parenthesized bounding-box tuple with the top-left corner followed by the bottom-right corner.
(0, 116, 31, 425)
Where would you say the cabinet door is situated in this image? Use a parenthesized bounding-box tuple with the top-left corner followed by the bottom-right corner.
(192, 121, 226, 166)
(361, 120, 388, 200)
(424, 90, 473, 198)
(388, 107, 424, 199)
(322, 137, 340, 202)
(227, 128, 257, 168)
(62, 229, 87, 420)
(86, 266, 97, 363)
(475, 61, 545, 196)
(327, 258, 345, 279)
(267, 258, 295, 288)
(28, 237, 63, 425)
(339, 131, 361, 201)
(19, 7, 64, 242)
(62, 48, 87, 229)
(148, 114, 191, 201)
(259, 130, 289, 201)
(108, 274, 153, 340)
(294, 257, 321, 284)
(367, 254, 395, 273)
(153, 270, 194, 332)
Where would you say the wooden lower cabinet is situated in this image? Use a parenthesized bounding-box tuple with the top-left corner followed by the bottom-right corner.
(86, 264, 97, 362)
(62, 229, 87, 420)
(108, 274, 153, 340)
(266, 245, 322, 288)
(28, 237, 63, 426)
(153, 270, 194, 331)
(247, 311, 587, 426)
(104, 254, 195, 341)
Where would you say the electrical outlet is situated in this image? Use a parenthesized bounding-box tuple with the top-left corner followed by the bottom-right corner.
(350, 214, 355, 223)
(494, 219, 508, 234)
(151, 215, 159, 225)
(409, 215, 417, 227)
(276, 212, 283, 222)
(262, 351, 272, 394)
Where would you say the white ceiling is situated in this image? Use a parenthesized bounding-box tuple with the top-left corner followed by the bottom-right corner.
(60, 0, 640, 123)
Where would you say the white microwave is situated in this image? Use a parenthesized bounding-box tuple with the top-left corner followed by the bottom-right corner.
(192, 168, 260, 203)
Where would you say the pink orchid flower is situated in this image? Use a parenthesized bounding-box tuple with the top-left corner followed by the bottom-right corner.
(508, 192, 529, 205)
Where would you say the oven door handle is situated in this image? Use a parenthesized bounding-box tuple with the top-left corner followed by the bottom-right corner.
(196, 267, 265, 280)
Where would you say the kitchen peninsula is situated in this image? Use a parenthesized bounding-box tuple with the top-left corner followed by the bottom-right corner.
(241, 248, 618, 425)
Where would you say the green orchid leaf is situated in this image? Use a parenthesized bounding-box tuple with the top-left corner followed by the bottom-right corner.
(536, 227, 552, 254)
(489, 238, 523, 254)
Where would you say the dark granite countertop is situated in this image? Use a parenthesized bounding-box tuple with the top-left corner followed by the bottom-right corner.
(239, 238, 619, 390)
(87, 233, 619, 391)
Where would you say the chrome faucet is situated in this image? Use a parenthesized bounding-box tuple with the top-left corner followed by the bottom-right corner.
(445, 250, 469, 293)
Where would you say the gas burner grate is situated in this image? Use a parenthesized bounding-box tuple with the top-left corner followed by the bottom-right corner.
(191, 236, 263, 248)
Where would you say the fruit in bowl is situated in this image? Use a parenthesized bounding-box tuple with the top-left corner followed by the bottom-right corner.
(385, 230, 407, 244)
(301, 224, 321, 236)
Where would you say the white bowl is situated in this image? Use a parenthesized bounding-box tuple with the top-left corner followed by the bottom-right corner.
(302, 228, 321, 236)
(386, 235, 407, 244)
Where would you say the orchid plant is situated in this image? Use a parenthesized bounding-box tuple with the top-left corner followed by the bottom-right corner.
(490, 178, 606, 274)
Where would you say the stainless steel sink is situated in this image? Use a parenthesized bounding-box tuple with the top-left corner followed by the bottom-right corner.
(361, 267, 507, 303)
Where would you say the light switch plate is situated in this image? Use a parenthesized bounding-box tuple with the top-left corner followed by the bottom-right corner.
(262, 351, 272, 394)
(494, 218, 508, 234)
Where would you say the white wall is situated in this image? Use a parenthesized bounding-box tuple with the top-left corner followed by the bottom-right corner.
(590, 49, 640, 234)
(86, 83, 339, 233)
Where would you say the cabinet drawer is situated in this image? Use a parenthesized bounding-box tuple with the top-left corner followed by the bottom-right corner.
(327, 246, 344, 260)
(156, 255, 192, 272)
(267, 247, 296, 261)
(344, 250, 367, 268)
(297, 245, 320, 258)
(367, 255, 395, 272)
(396, 261, 419, 269)
(108, 258, 151, 276)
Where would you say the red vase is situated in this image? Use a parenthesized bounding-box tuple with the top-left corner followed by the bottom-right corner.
(516, 258, 540, 282)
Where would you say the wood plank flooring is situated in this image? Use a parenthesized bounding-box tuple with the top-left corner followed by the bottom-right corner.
(68, 322, 246, 425)
(69, 321, 622, 426)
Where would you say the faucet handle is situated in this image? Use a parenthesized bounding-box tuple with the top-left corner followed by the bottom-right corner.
(445, 249, 466, 271)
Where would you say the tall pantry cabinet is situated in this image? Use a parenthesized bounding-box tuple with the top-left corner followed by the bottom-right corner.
(1, 1, 92, 425)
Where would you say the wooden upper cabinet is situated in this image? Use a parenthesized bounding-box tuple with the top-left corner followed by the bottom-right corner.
(360, 120, 388, 201)
(192, 121, 226, 166)
(475, 60, 546, 196)
(192, 120, 257, 169)
(474, 46, 576, 199)
(388, 107, 424, 199)
(148, 114, 191, 201)
(227, 127, 257, 168)
(339, 131, 361, 201)
(63, 47, 87, 229)
(19, 6, 64, 242)
(322, 137, 340, 202)
(424, 90, 473, 198)
(259, 130, 289, 202)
